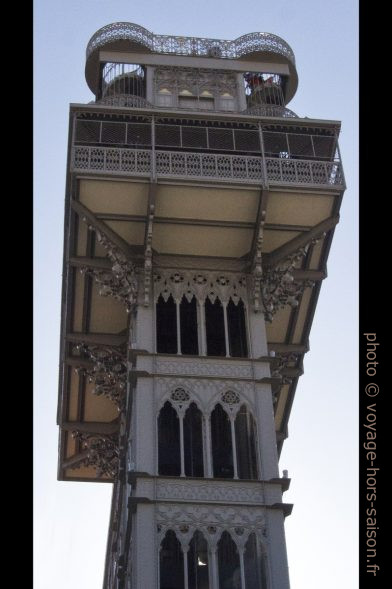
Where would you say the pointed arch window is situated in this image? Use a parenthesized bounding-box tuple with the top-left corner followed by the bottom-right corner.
(205, 298, 226, 357)
(227, 299, 248, 358)
(217, 531, 241, 588)
(156, 294, 177, 354)
(184, 402, 204, 477)
(211, 404, 234, 478)
(160, 530, 184, 589)
(188, 531, 210, 589)
(244, 533, 268, 589)
(158, 401, 181, 476)
(235, 404, 258, 480)
(180, 295, 199, 355)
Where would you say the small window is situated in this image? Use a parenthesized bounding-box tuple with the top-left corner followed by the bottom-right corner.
(158, 402, 181, 476)
(180, 296, 198, 355)
(217, 531, 241, 588)
(227, 300, 248, 358)
(205, 298, 226, 357)
(235, 405, 258, 480)
(211, 404, 233, 478)
(188, 531, 210, 589)
(244, 533, 268, 589)
(184, 403, 204, 477)
(156, 295, 177, 354)
(219, 93, 235, 111)
(160, 531, 184, 589)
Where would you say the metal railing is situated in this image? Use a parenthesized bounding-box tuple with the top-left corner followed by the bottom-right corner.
(72, 145, 345, 188)
(86, 22, 296, 66)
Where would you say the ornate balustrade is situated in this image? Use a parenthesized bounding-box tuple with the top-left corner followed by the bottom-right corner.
(86, 22, 296, 66)
(72, 145, 345, 188)
(265, 157, 345, 187)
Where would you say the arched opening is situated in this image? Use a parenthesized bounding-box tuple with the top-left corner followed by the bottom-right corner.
(180, 295, 199, 355)
(211, 404, 233, 478)
(184, 403, 204, 477)
(227, 299, 248, 358)
(205, 298, 226, 357)
(217, 531, 241, 588)
(158, 402, 181, 476)
(160, 530, 184, 589)
(188, 531, 210, 589)
(156, 294, 177, 354)
(235, 404, 258, 480)
(244, 533, 268, 589)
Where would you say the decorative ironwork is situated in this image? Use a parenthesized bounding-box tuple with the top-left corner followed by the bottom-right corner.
(244, 105, 298, 118)
(96, 94, 153, 108)
(72, 431, 119, 478)
(80, 226, 138, 313)
(86, 22, 296, 66)
(143, 204, 154, 307)
(74, 343, 127, 409)
(260, 242, 319, 321)
(221, 390, 240, 405)
(252, 210, 266, 312)
(72, 146, 344, 188)
(270, 352, 300, 384)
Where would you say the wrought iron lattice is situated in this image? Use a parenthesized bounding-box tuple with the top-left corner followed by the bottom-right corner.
(86, 22, 296, 66)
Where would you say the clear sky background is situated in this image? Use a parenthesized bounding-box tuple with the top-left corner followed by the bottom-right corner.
(34, 1, 358, 587)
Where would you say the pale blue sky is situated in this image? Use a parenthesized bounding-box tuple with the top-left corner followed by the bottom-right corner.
(34, 1, 358, 587)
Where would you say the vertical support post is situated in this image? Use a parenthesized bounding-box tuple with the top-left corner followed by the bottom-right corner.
(179, 413, 185, 477)
(258, 123, 269, 188)
(151, 115, 156, 181)
(199, 301, 206, 356)
(176, 300, 181, 355)
(222, 302, 230, 358)
(204, 414, 213, 477)
(183, 546, 189, 589)
(210, 547, 219, 589)
(230, 416, 239, 479)
(239, 548, 246, 589)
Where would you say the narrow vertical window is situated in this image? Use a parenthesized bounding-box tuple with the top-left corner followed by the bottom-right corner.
(211, 404, 233, 478)
(227, 299, 248, 358)
(217, 531, 241, 588)
(160, 530, 184, 589)
(205, 298, 226, 356)
(156, 294, 177, 354)
(184, 403, 204, 477)
(180, 295, 199, 355)
(235, 405, 258, 480)
(244, 533, 268, 589)
(158, 402, 181, 476)
(188, 531, 210, 589)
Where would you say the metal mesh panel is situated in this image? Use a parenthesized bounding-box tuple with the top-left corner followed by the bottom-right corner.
(207, 128, 234, 151)
(155, 125, 181, 147)
(101, 122, 126, 144)
(287, 134, 314, 158)
(263, 132, 288, 156)
(312, 136, 335, 160)
(75, 120, 101, 143)
(234, 130, 260, 152)
(181, 126, 208, 149)
(126, 123, 151, 146)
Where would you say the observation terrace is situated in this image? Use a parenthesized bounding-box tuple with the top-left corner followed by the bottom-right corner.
(85, 23, 298, 103)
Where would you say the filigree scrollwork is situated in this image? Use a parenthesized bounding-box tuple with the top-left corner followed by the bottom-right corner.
(71, 431, 119, 478)
(252, 210, 266, 312)
(74, 343, 127, 410)
(80, 223, 138, 313)
(270, 352, 300, 385)
(260, 239, 320, 321)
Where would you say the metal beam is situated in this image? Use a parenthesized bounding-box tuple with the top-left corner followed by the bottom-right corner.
(62, 421, 119, 435)
(263, 216, 339, 268)
(66, 332, 128, 346)
(71, 200, 144, 259)
(69, 256, 111, 269)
